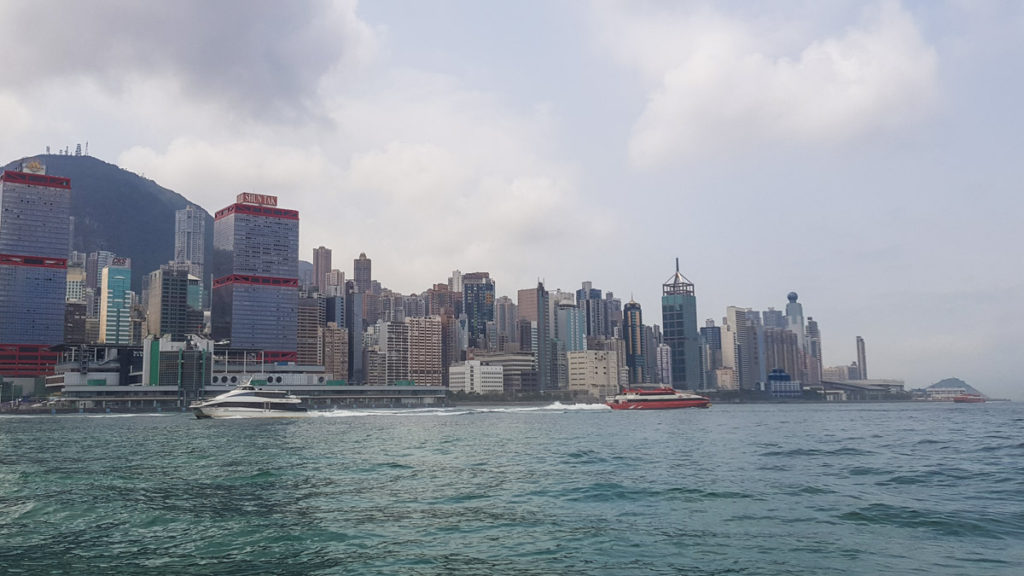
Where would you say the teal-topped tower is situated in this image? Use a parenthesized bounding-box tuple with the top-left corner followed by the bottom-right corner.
(661, 259, 700, 390)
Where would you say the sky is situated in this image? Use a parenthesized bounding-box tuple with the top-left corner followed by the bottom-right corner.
(1, 1, 1021, 399)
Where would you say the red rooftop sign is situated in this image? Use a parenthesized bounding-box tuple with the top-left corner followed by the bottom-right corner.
(236, 192, 278, 207)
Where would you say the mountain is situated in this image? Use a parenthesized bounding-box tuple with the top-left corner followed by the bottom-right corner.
(3, 154, 213, 293)
(926, 378, 982, 396)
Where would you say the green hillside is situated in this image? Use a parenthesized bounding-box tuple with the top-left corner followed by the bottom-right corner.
(3, 154, 213, 293)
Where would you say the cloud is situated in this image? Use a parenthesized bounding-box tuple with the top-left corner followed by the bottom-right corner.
(594, 2, 938, 167)
(0, 0, 377, 120)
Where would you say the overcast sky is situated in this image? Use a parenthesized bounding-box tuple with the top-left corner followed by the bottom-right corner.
(1, 1, 1021, 398)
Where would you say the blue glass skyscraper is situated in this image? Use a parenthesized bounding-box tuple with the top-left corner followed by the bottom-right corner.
(661, 259, 700, 389)
(0, 160, 72, 376)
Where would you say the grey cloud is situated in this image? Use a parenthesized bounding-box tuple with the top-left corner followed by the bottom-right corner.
(0, 0, 371, 120)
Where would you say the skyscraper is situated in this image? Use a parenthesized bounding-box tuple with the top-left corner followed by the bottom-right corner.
(211, 193, 299, 361)
(313, 246, 331, 293)
(174, 205, 205, 281)
(462, 272, 495, 349)
(354, 253, 372, 293)
(856, 336, 867, 380)
(576, 281, 606, 338)
(0, 160, 72, 376)
(805, 317, 822, 385)
(146, 264, 203, 341)
(623, 300, 645, 384)
(99, 260, 133, 345)
(518, 282, 555, 390)
(661, 259, 700, 389)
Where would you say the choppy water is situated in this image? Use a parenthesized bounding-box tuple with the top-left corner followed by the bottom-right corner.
(2, 401, 1022, 575)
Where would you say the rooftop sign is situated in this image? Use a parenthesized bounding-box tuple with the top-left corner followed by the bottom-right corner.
(236, 192, 278, 207)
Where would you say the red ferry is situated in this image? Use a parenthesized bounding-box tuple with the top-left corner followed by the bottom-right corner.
(952, 394, 986, 403)
(606, 387, 711, 410)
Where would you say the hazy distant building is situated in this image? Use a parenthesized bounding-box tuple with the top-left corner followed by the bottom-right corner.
(623, 300, 645, 384)
(493, 295, 518, 352)
(856, 336, 867, 380)
(661, 260, 700, 389)
(312, 246, 331, 293)
(462, 272, 495, 349)
(656, 343, 672, 386)
(211, 193, 299, 361)
(0, 161, 72, 376)
(805, 317, 822, 385)
(700, 319, 723, 389)
(723, 306, 760, 390)
(173, 205, 205, 283)
(354, 253, 372, 293)
(763, 327, 801, 382)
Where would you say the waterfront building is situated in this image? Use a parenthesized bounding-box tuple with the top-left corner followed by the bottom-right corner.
(211, 193, 299, 362)
(0, 161, 72, 376)
(587, 336, 629, 388)
(312, 246, 331, 293)
(146, 264, 204, 341)
(354, 252, 372, 294)
(567, 349, 620, 401)
(99, 260, 133, 345)
(173, 205, 205, 283)
(473, 352, 537, 394)
(856, 336, 867, 380)
(407, 315, 443, 388)
(661, 260, 700, 389)
(462, 272, 495, 349)
(346, 290, 365, 383)
(448, 360, 504, 394)
(382, 321, 410, 385)
(623, 300, 645, 384)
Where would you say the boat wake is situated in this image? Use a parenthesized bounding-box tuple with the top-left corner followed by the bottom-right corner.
(314, 402, 610, 418)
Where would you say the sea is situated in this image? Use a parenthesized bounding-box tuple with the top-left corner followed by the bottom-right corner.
(2, 401, 1022, 575)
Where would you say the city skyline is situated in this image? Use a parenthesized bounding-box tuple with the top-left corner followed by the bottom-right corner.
(0, 1, 1020, 399)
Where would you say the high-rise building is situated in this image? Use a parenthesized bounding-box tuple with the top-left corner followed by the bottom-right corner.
(211, 193, 299, 361)
(661, 260, 700, 389)
(856, 336, 867, 380)
(297, 292, 325, 366)
(99, 260, 133, 345)
(381, 321, 410, 384)
(763, 327, 801, 381)
(407, 316, 442, 387)
(146, 264, 204, 341)
(805, 317, 822, 385)
(785, 292, 806, 351)
(656, 343, 672, 386)
(0, 161, 72, 376)
(576, 281, 606, 339)
(723, 306, 760, 390)
(623, 300, 645, 384)
(700, 319, 723, 388)
(462, 272, 495, 349)
(313, 246, 331, 293)
(519, 282, 556, 390)
(354, 253, 372, 293)
(322, 322, 349, 381)
(174, 205, 205, 282)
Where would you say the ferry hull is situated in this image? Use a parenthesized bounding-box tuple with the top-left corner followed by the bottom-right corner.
(607, 399, 711, 410)
(192, 406, 309, 419)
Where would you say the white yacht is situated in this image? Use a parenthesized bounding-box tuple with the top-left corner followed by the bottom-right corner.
(191, 384, 308, 419)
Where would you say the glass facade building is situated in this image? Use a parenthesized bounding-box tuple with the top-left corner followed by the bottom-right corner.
(211, 197, 298, 361)
(0, 164, 72, 376)
(661, 261, 700, 390)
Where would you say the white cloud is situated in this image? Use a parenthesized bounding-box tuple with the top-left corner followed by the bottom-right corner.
(594, 2, 938, 167)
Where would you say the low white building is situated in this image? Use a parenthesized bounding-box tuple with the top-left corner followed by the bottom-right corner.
(567, 349, 619, 400)
(449, 360, 504, 394)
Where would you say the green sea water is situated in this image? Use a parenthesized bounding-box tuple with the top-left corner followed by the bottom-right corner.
(2, 402, 1023, 575)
